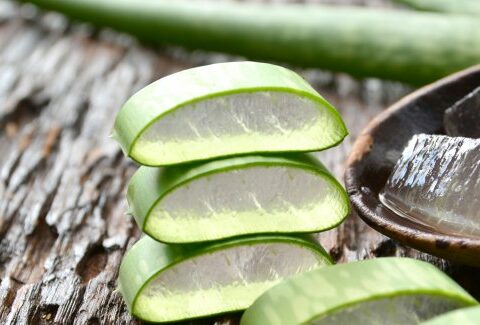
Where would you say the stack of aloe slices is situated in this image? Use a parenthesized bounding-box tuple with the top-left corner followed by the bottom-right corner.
(113, 61, 351, 322)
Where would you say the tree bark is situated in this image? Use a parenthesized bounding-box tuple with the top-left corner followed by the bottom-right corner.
(0, 1, 477, 324)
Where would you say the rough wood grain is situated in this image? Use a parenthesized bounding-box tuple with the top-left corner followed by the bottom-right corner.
(0, 1, 477, 324)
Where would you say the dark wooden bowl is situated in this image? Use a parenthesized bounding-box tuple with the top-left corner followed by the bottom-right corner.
(345, 65, 480, 267)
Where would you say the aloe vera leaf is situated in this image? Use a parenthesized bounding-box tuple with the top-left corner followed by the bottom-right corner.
(394, 0, 480, 16)
(112, 61, 347, 166)
(127, 154, 349, 243)
(118, 235, 332, 323)
(421, 306, 480, 325)
(241, 257, 477, 325)
(24, 0, 480, 84)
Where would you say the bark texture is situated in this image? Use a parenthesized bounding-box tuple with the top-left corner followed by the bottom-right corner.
(0, 1, 477, 324)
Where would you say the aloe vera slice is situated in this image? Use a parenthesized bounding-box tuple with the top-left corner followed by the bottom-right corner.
(422, 306, 480, 325)
(118, 235, 332, 323)
(241, 258, 477, 325)
(113, 61, 347, 166)
(127, 154, 349, 243)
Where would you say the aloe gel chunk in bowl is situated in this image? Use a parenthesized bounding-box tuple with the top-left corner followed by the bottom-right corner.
(380, 134, 480, 238)
(241, 257, 477, 325)
(118, 235, 332, 323)
(127, 154, 349, 243)
(113, 61, 347, 166)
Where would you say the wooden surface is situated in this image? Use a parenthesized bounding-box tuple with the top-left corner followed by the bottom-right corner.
(0, 1, 477, 324)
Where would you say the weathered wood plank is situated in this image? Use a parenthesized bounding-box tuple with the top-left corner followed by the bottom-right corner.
(0, 1, 477, 324)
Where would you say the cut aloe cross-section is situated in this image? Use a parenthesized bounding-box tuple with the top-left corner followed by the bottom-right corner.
(118, 235, 332, 323)
(127, 154, 349, 243)
(113, 61, 347, 166)
(422, 306, 480, 325)
(241, 257, 477, 325)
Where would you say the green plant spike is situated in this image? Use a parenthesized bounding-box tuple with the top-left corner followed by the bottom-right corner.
(118, 235, 332, 323)
(421, 306, 480, 325)
(112, 61, 347, 166)
(127, 153, 349, 243)
(241, 257, 478, 325)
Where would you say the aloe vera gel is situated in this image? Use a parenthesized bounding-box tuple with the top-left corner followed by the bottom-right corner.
(114, 62, 349, 322)
(380, 134, 480, 237)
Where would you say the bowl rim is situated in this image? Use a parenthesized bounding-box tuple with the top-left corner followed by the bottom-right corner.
(345, 65, 480, 263)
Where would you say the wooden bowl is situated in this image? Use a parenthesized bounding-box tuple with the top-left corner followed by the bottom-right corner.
(345, 65, 480, 267)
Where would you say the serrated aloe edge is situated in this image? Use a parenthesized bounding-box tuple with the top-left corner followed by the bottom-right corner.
(112, 61, 347, 166)
(127, 154, 349, 243)
(240, 258, 478, 325)
(421, 306, 480, 325)
(118, 235, 332, 323)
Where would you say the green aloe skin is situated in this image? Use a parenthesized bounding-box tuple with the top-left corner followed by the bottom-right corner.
(112, 61, 347, 166)
(118, 235, 332, 323)
(395, 0, 480, 16)
(127, 154, 350, 243)
(24, 0, 480, 84)
(421, 306, 480, 325)
(241, 258, 478, 325)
